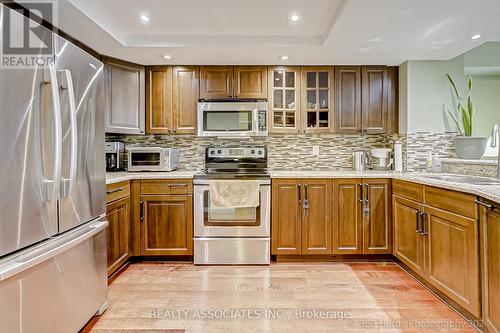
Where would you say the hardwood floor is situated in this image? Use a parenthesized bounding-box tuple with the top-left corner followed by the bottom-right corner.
(87, 262, 476, 333)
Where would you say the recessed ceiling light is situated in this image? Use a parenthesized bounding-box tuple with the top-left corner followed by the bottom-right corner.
(369, 37, 382, 42)
(140, 14, 150, 23)
(289, 14, 299, 22)
(279, 55, 289, 61)
(163, 55, 171, 59)
(471, 34, 481, 40)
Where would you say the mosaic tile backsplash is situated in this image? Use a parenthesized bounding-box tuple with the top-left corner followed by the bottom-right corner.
(106, 132, 458, 172)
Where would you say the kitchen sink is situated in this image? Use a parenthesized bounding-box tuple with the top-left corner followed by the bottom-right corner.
(420, 174, 500, 186)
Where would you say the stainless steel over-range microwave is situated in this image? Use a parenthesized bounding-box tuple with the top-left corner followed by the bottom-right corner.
(197, 101, 268, 137)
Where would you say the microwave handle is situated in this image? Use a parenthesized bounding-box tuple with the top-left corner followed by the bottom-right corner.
(253, 108, 258, 133)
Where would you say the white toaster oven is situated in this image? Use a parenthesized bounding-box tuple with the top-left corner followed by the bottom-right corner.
(127, 147, 180, 172)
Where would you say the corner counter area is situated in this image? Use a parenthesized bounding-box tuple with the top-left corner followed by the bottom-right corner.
(104, 169, 500, 330)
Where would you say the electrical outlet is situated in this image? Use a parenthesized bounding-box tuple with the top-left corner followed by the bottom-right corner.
(312, 146, 320, 156)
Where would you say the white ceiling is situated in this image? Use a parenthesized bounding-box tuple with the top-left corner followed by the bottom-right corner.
(49, 0, 500, 65)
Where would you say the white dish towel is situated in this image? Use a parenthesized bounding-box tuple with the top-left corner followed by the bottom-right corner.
(209, 180, 260, 208)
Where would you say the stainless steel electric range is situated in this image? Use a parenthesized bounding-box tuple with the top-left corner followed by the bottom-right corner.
(193, 146, 271, 265)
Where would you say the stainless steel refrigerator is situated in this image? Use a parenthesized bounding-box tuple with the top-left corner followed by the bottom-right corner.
(0, 4, 108, 333)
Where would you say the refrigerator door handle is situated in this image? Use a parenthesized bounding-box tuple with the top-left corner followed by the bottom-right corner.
(58, 69, 78, 198)
(41, 65, 63, 203)
(0, 219, 108, 282)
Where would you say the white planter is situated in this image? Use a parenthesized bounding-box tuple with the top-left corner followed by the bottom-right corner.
(453, 136, 489, 159)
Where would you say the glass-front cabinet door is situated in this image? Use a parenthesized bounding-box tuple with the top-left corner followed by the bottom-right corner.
(301, 67, 333, 132)
(268, 66, 301, 133)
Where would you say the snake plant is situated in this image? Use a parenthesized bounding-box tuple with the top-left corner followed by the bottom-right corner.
(446, 74, 474, 136)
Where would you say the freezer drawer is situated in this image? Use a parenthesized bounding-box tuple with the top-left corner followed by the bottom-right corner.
(194, 237, 270, 265)
(0, 220, 108, 333)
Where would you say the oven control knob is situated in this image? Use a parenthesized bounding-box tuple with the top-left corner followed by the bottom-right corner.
(251, 149, 255, 154)
(217, 150, 222, 154)
(210, 150, 215, 155)
(258, 150, 263, 155)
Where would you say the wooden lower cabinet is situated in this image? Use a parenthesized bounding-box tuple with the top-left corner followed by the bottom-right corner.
(333, 179, 362, 254)
(424, 206, 480, 317)
(333, 179, 391, 254)
(302, 179, 332, 254)
(481, 204, 500, 332)
(271, 179, 331, 254)
(393, 195, 425, 276)
(271, 179, 302, 254)
(106, 196, 131, 276)
(363, 179, 392, 254)
(140, 194, 193, 256)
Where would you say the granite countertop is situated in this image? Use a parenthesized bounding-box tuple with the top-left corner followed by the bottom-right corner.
(106, 170, 500, 204)
(106, 170, 199, 185)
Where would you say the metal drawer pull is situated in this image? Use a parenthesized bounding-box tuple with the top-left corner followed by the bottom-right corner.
(358, 184, 363, 203)
(298, 184, 301, 203)
(106, 187, 123, 194)
(168, 183, 188, 187)
(415, 210, 420, 233)
(475, 200, 496, 210)
(420, 212, 428, 236)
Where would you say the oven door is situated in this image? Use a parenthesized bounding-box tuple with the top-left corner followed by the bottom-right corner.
(197, 102, 258, 137)
(194, 181, 270, 237)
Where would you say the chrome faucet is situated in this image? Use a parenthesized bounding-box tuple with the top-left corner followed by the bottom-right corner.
(492, 124, 500, 179)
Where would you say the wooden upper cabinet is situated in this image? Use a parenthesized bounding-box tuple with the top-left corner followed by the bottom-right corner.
(146, 66, 172, 134)
(302, 179, 332, 254)
(271, 179, 302, 255)
(333, 179, 363, 254)
(393, 195, 425, 275)
(301, 67, 333, 133)
(103, 58, 145, 135)
(386, 66, 399, 134)
(362, 66, 388, 133)
(268, 66, 301, 133)
(140, 194, 193, 256)
(481, 204, 500, 332)
(334, 66, 361, 133)
(363, 179, 392, 254)
(234, 66, 268, 99)
(424, 206, 480, 317)
(200, 66, 233, 99)
(172, 66, 199, 134)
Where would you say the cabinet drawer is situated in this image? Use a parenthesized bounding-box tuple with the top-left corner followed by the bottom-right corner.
(393, 179, 424, 203)
(424, 186, 477, 220)
(106, 181, 130, 203)
(141, 179, 192, 195)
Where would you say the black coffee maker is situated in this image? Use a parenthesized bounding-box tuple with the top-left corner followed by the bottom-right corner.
(105, 142, 125, 171)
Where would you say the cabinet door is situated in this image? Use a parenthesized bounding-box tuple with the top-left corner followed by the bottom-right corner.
(362, 66, 388, 133)
(301, 67, 333, 133)
(172, 66, 199, 134)
(104, 59, 145, 134)
(271, 179, 302, 254)
(234, 66, 268, 99)
(146, 66, 173, 134)
(481, 205, 500, 333)
(268, 66, 301, 133)
(302, 179, 332, 254)
(393, 195, 424, 275)
(386, 66, 398, 134)
(200, 66, 233, 99)
(363, 179, 392, 254)
(424, 206, 480, 317)
(141, 195, 193, 256)
(333, 179, 363, 254)
(334, 66, 361, 133)
(106, 197, 131, 276)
